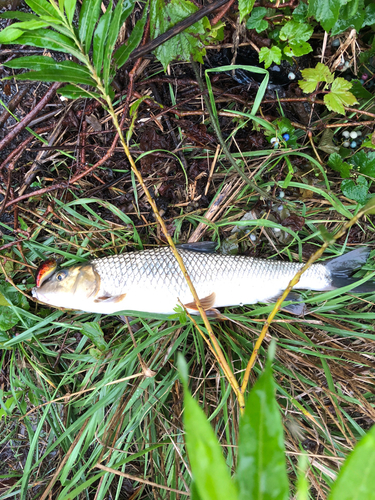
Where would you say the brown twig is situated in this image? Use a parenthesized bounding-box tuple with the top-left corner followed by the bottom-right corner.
(0, 82, 61, 153)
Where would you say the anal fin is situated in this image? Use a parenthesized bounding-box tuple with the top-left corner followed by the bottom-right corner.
(184, 292, 216, 311)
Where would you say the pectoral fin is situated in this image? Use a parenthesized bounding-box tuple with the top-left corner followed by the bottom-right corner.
(94, 293, 126, 304)
(268, 292, 307, 316)
(184, 292, 216, 311)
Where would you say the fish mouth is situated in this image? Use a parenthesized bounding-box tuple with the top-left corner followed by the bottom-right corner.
(32, 287, 51, 304)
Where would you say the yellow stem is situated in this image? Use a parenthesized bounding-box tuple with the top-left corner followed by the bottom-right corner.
(241, 206, 370, 395)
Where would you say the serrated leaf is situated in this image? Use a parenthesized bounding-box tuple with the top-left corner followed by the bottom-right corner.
(331, 0, 365, 35)
(350, 151, 375, 178)
(246, 7, 268, 33)
(179, 356, 239, 500)
(259, 46, 281, 69)
(341, 176, 369, 205)
(237, 358, 289, 500)
(308, 0, 342, 32)
(292, 1, 308, 22)
(93, 0, 113, 74)
(151, 0, 210, 70)
(114, 3, 148, 69)
(324, 77, 358, 115)
(25, 0, 64, 22)
(239, 0, 256, 22)
(11, 29, 86, 62)
(4, 56, 95, 85)
(102, 0, 123, 91)
(327, 152, 351, 178)
(64, 0, 77, 24)
(328, 425, 375, 500)
(280, 20, 313, 43)
(78, 0, 102, 52)
(299, 63, 333, 93)
(363, 3, 375, 27)
(58, 85, 102, 100)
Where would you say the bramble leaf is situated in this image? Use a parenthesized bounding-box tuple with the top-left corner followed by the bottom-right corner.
(324, 77, 358, 115)
(150, 0, 211, 70)
(239, 0, 256, 22)
(341, 177, 368, 205)
(308, 0, 342, 32)
(246, 7, 269, 33)
(284, 41, 312, 57)
(259, 46, 282, 69)
(299, 63, 334, 93)
(349, 151, 375, 178)
(327, 153, 351, 178)
(279, 20, 313, 43)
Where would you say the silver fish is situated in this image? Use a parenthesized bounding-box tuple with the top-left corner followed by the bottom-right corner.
(31, 244, 374, 316)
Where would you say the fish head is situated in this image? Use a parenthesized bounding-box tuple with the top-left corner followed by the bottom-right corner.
(32, 263, 101, 311)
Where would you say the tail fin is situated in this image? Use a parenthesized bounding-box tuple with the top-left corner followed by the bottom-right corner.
(326, 248, 375, 293)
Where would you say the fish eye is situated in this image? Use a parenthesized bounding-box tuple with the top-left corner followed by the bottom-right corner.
(55, 270, 67, 282)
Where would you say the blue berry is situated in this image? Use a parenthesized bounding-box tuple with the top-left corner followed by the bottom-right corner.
(282, 133, 290, 141)
(350, 141, 357, 148)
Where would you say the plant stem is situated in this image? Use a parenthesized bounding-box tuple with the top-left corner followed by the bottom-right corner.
(240, 205, 373, 395)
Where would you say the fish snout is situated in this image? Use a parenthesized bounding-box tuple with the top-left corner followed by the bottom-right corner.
(32, 287, 50, 304)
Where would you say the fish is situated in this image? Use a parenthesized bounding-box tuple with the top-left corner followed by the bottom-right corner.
(31, 243, 375, 317)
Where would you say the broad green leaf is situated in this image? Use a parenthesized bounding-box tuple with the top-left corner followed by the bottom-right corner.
(64, 0, 77, 24)
(93, 0, 113, 74)
(349, 151, 375, 178)
(239, 0, 255, 22)
(25, 0, 64, 23)
(178, 356, 239, 500)
(246, 7, 268, 33)
(308, 0, 342, 32)
(78, 322, 107, 351)
(341, 176, 368, 205)
(237, 358, 289, 500)
(151, 0, 210, 70)
(114, 3, 148, 69)
(78, 0, 102, 52)
(58, 85, 102, 100)
(4, 56, 95, 85)
(292, 1, 308, 22)
(9, 29, 86, 63)
(327, 153, 351, 178)
(328, 425, 375, 500)
(331, 0, 365, 34)
(324, 77, 358, 114)
(0, 293, 10, 307)
(102, 0, 123, 90)
(350, 79, 373, 100)
(299, 63, 334, 93)
(284, 41, 312, 57)
(280, 20, 313, 43)
(363, 3, 375, 27)
(259, 46, 281, 69)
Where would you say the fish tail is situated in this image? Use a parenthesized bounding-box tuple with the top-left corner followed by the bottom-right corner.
(326, 247, 375, 293)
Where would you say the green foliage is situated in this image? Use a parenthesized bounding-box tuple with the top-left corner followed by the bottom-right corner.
(180, 346, 288, 500)
(298, 63, 358, 115)
(259, 46, 282, 69)
(238, 0, 256, 23)
(246, 7, 270, 33)
(279, 20, 313, 57)
(308, 0, 342, 33)
(0, 285, 29, 333)
(328, 150, 375, 205)
(149, 0, 221, 70)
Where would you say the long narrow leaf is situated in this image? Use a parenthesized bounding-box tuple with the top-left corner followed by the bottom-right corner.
(4, 57, 95, 86)
(64, 0, 77, 24)
(120, 0, 136, 24)
(10, 29, 86, 63)
(237, 356, 289, 500)
(93, 0, 113, 74)
(4, 69, 94, 85)
(78, 0, 102, 52)
(25, 0, 64, 22)
(102, 0, 123, 91)
(58, 85, 102, 100)
(114, 2, 148, 69)
(0, 20, 54, 43)
(178, 356, 239, 500)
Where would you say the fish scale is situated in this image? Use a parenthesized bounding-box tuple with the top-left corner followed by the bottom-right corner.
(32, 246, 374, 316)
